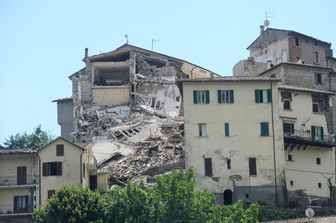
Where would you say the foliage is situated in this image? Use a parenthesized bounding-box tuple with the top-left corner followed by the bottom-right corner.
(33, 185, 104, 223)
(3, 125, 54, 149)
(258, 205, 303, 221)
(34, 169, 260, 223)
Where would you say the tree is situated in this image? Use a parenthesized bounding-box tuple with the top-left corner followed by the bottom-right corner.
(4, 125, 54, 149)
(33, 185, 104, 223)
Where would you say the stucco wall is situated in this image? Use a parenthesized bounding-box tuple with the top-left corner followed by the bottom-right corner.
(0, 188, 32, 213)
(92, 86, 130, 106)
(183, 81, 285, 205)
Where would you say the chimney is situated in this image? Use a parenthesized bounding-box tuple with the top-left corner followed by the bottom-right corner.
(260, 25, 265, 35)
(84, 48, 88, 58)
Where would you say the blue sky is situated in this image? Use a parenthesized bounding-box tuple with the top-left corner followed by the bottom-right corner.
(1, 0, 335, 144)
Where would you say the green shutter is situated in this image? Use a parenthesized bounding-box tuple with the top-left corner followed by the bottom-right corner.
(206, 90, 210, 104)
(261, 122, 269, 136)
(255, 89, 260, 103)
(230, 90, 234, 103)
(321, 127, 324, 141)
(193, 91, 198, 104)
(267, 89, 272, 103)
(218, 90, 222, 103)
(225, 123, 230, 136)
(311, 126, 316, 141)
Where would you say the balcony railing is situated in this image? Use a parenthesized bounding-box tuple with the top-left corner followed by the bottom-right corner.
(0, 204, 33, 215)
(284, 130, 336, 147)
(0, 175, 38, 187)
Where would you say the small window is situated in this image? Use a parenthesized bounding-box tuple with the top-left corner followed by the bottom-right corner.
(245, 194, 249, 199)
(315, 73, 322, 84)
(290, 180, 294, 186)
(288, 154, 293, 161)
(198, 123, 207, 137)
(224, 123, 230, 137)
(56, 144, 64, 156)
(283, 122, 294, 135)
(204, 158, 212, 177)
(316, 157, 321, 165)
(318, 182, 322, 188)
(312, 102, 319, 113)
(218, 90, 234, 104)
(295, 36, 300, 46)
(260, 122, 269, 136)
(311, 126, 324, 141)
(314, 51, 319, 64)
(47, 190, 55, 199)
(83, 163, 86, 178)
(249, 158, 257, 176)
(227, 158, 231, 170)
(283, 99, 291, 110)
(255, 89, 272, 103)
(193, 90, 210, 104)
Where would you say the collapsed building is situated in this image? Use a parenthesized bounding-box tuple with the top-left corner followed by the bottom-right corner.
(54, 44, 218, 189)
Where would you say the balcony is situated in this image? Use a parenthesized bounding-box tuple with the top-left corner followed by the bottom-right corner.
(0, 203, 33, 216)
(284, 130, 335, 149)
(0, 175, 38, 188)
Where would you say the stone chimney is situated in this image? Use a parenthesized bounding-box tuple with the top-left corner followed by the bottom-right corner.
(84, 48, 89, 58)
(260, 25, 265, 35)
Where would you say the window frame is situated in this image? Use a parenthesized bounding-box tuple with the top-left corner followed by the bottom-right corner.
(255, 89, 272, 103)
(224, 123, 230, 137)
(316, 157, 321, 165)
(283, 122, 295, 136)
(312, 102, 319, 113)
(56, 144, 64, 156)
(283, 99, 291, 110)
(217, 89, 234, 104)
(43, 162, 62, 176)
(287, 154, 293, 161)
(314, 51, 319, 64)
(193, 90, 210, 104)
(249, 157, 257, 176)
(315, 73, 322, 84)
(204, 157, 213, 177)
(198, 123, 207, 137)
(227, 158, 231, 170)
(294, 36, 300, 47)
(260, 122, 270, 136)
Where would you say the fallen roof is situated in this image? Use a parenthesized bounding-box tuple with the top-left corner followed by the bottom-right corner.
(279, 83, 336, 95)
(179, 76, 280, 83)
(247, 28, 331, 50)
(0, 148, 37, 155)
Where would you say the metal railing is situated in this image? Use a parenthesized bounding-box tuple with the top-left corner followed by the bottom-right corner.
(0, 204, 33, 215)
(0, 175, 38, 186)
(284, 130, 335, 145)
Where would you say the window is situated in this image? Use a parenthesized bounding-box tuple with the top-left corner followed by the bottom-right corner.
(227, 158, 231, 170)
(283, 99, 291, 110)
(283, 122, 294, 136)
(288, 154, 293, 161)
(295, 36, 300, 46)
(47, 190, 55, 199)
(316, 157, 321, 165)
(314, 51, 319, 64)
(83, 163, 86, 178)
(193, 90, 210, 104)
(218, 90, 234, 104)
(255, 89, 272, 103)
(198, 123, 207, 137)
(245, 194, 249, 199)
(290, 180, 294, 186)
(56, 144, 64, 156)
(260, 122, 269, 136)
(224, 123, 230, 137)
(312, 102, 319, 113)
(204, 158, 212, 177)
(249, 158, 257, 176)
(315, 73, 322, 84)
(43, 162, 62, 176)
(311, 126, 324, 141)
(14, 195, 28, 213)
(318, 182, 322, 188)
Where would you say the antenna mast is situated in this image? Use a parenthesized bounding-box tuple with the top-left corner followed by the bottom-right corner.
(151, 39, 159, 51)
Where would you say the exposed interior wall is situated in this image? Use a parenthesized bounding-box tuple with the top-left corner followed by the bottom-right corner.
(92, 86, 130, 107)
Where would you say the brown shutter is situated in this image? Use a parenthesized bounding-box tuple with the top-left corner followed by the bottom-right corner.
(204, 158, 213, 177)
(57, 162, 62, 176)
(43, 163, 48, 176)
(13, 196, 18, 213)
(56, 144, 64, 156)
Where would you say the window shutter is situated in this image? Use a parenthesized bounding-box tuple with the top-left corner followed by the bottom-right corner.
(224, 123, 230, 136)
(43, 163, 48, 176)
(193, 91, 198, 104)
(261, 122, 269, 136)
(217, 90, 222, 103)
(56, 162, 62, 176)
(205, 90, 210, 104)
(249, 158, 257, 175)
(204, 158, 212, 176)
(255, 90, 259, 103)
(267, 89, 272, 103)
(320, 127, 324, 140)
(230, 90, 234, 103)
(13, 197, 18, 213)
(311, 126, 316, 140)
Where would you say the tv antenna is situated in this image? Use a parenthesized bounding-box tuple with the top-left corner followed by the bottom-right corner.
(264, 11, 275, 28)
(125, 34, 129, 44)
(151, 39, 159, 51)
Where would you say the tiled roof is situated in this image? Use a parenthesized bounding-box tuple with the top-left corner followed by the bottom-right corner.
(179, 76, 280, 83)
(0, 148, 37, 155)
(279, 83, 336, 95)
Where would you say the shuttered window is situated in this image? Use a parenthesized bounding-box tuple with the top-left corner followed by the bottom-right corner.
(249, 158, 257, 176)
(260, 122, 269, 136)
(224, 123, 230, 136)
(217, 90, 234, 104)
(42, 162, 62, 176)
(255, 89, 272, 103)
(204, 158, 213, 177)
(311, 126, 324, 141)
(193, 90, 210, 104)
(56, 144, 64, 156)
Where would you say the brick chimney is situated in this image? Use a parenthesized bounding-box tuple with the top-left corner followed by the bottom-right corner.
(260, 25, 265, 35)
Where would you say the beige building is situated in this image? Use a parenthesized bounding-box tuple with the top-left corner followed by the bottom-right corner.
(181, 77, 285, 205)
(0, 137, 88, 221)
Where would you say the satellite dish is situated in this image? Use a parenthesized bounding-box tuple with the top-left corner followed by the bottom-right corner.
(264, 19, 270, 27)
(305, 208, 315, 218)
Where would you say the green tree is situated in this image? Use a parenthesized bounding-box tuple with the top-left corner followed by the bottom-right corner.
(4, 125, 54, 149)
(33, 185, 104, 223)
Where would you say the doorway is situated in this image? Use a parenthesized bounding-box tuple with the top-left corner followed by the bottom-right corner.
(223, 189, 233, 205)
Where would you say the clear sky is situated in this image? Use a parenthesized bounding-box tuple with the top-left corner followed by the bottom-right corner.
(1, 0, 335, 144)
